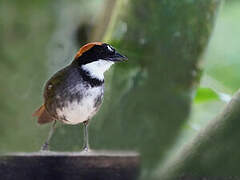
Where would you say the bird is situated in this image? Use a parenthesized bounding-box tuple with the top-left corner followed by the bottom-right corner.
(33, 42, 127, 151)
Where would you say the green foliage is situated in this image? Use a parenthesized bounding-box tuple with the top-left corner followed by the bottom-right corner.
(194, 88, 220, 103)
(194, 88, 232, 103)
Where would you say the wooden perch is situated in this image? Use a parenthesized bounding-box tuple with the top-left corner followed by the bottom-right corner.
(0, 151, 140, 180)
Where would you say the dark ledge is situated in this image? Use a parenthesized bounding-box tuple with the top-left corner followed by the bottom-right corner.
(0, 150, 140, 180)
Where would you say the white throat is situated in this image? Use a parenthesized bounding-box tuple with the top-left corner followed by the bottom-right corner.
(81, 60, 114, 80)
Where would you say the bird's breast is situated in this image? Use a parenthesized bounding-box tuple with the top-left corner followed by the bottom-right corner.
(56, 85, 104, 125)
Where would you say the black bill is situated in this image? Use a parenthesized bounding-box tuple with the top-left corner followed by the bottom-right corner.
(106, 52, 128, 62)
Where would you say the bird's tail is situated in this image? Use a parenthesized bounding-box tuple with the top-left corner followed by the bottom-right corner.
(33, 105, 54, 124)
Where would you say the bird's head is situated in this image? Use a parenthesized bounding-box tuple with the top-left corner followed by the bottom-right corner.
(73, 42, 127, 80)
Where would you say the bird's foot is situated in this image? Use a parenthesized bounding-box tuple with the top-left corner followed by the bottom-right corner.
(40, 142, 49, 151)
(82, 146, 90, 152)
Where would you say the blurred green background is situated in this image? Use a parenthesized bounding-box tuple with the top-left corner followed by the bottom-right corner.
(164, 0, 240, 155)
(174, 0, 240, 149)
(0, 0, 240, 179)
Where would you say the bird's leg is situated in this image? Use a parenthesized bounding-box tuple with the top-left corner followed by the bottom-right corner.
(82, 120, 90, 152)
(41, 120, 57, 151)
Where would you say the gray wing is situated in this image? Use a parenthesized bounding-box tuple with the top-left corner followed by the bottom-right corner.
(43, 65, 75, 117)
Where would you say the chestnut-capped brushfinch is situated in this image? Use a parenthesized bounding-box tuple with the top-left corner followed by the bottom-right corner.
(33, 42, 127, 151)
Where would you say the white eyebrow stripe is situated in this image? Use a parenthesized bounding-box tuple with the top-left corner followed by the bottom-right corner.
(107, 45, 114, 52)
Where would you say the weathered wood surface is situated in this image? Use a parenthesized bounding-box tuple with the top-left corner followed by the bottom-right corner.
(0, 151, 140, 180)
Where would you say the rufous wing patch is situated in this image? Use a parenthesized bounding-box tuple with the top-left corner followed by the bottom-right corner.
(33, 105, 54, 124)
(33, 105, 45, 117)
(74, 42, 103, 59)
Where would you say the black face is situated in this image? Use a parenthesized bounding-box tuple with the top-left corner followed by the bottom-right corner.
(75, 43, 127, 65)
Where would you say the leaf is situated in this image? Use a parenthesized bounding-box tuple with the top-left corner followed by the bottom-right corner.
(194, 88, 232, 103)
(194, 88, 220, 103)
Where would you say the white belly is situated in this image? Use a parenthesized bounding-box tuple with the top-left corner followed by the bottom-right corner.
(56, 87, 103, 125)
